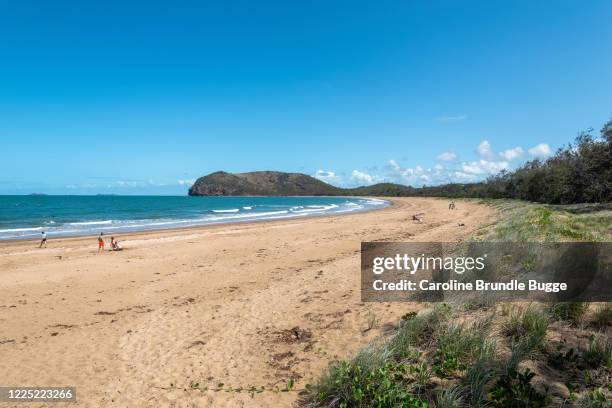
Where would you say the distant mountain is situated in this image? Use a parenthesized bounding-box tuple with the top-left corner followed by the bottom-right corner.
(188, 171, 342, 196)
(187, 171, 414, 196)
(187, 170, 499, 198)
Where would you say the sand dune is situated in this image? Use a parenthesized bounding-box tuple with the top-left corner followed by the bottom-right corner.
(0, 198, 495, 407)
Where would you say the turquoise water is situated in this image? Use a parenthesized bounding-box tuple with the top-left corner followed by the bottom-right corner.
(0, 195, 388, 240)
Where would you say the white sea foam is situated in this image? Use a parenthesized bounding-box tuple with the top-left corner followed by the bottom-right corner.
(212, 209, 240, 213)
(306, 204, 338, 209)
(242, 206, 253, 210)
(68, 220, 113, 226)
(290, 208, 326, 213)
(0, 227, 42, 233)
(291, 203, 339, 213)
(207, 210, 289, 221)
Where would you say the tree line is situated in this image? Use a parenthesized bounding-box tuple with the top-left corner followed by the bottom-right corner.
(406, 118, 612, 204)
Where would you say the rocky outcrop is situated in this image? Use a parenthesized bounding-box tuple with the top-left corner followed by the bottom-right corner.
(188, 171, 344, 196)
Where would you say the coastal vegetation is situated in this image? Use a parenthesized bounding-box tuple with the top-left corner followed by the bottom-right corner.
(475, 200, 612, 242)
(299, 302, 589, 407)
(386, 118, 612, 204)
(419, 118, 612, 204)
(299, 200, 612, 407)
(300, 305, 611, 406)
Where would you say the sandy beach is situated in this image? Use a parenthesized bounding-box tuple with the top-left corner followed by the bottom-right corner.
(0, 197, 495, 407)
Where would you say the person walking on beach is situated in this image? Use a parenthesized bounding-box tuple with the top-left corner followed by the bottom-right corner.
(39, 231, 47, 248)
(98, 232, 105, 252)
(449, 201, 456, 210)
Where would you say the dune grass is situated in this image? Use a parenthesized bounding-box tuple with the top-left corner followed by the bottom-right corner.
(583, 335, 612, 369)
(504, 307, 549, 343)
(300, 200, 611, 407)
(591, 304, 612, 329)
(549, 302, 589, 326)
(299, 304, 560, 407)
(299, 301, 610, 407)
(479, 199, 612, 242)
(298, 306, 453, 408)
(434, 319, 495, 378)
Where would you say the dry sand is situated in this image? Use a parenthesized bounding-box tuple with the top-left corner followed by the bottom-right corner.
(0, 198, 495, 407)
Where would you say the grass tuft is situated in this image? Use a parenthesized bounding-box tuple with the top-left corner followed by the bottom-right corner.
(577, 387, 610, 408)
(461, 358, 497, 408)
(590, 303, 612, 329)
(388, 303, 451, 358)
(434, 319, 495, 378)
(504, 306, 549, 345)
(583, 335, 611, 369)
(549, 302, 589, 325)
(434, 386, 465, 408)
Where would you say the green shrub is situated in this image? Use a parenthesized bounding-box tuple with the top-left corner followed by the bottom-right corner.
(299, 360, 427, 408)
(401, 311, 418, 322)
(488, 368, 551, 407)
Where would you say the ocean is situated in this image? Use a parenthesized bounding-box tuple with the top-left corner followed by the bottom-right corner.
(0, 195, 388, 240)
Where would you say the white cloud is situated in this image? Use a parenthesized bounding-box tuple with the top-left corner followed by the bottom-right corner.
(461, 159, 509, 175)
(436, 115, 467, 122)
(437, 152, 457, 161)
(528, 143, 552, 157)
(499, 147, 524, 161)
(452, 171, 478, 182)
(477, 140, 496, 160)
(339, 138, 550, 187)
(461, 162, 482, 175)
(388, 159, 401, 172)
(387, 159, 415, 178)
(178, 179, 196, 186)
(351, 170, 375, 184)
(116, 180, 146, 187)
(314, 170, 340, 184)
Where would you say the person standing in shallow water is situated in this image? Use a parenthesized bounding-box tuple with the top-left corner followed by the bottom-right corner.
(39, 231, 47, 248)
(98, 232, 105, 252)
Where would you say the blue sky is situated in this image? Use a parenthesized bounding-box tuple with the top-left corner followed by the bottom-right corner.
(1, 1, 611, 194)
